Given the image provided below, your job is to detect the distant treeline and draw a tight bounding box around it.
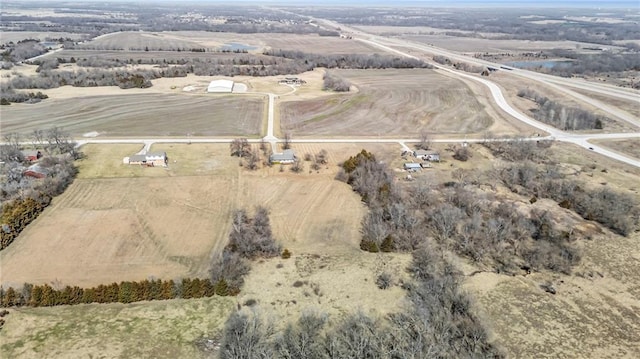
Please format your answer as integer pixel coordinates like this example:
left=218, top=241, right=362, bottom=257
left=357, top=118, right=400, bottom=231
left=2, top=51, right=430, bottom=96
left=265, top=49, right=432, bottom=69
left=0, top=277, right=229, bottom=308
left=517, top=88, right=605, bottom=130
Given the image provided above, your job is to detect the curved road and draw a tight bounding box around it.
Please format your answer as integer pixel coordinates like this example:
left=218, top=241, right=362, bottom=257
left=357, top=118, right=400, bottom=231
left=16, top=25, right=640, bottom=169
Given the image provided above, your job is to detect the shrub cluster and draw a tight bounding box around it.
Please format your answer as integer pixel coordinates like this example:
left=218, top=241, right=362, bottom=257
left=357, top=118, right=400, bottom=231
left=322, top=71, right=350, bottom=92
left=218, top=246, right=502, bottom=358
left=517, top=88, right=605, bottom=130
left=497, top=161, right=638, bottom=236
left=210, top=207, right=281, bottom=295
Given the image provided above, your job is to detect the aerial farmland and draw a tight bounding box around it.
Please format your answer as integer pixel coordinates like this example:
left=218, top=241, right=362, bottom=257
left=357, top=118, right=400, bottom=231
left=1, top=1, right=639, bottom=358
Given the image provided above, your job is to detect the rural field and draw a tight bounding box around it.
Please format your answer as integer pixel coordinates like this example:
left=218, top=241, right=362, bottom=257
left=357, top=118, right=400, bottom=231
left=0, top=31, right=87, bottom=44
left=70, top=31, right=385, bottom=55
left=592, top=139, right=640, bottom=160
left=0, top=93, right=264, bottom=137
left=0, top=143, right=377, bottom=288
left=0, top=296, right=235, bottom=359
left=280, top=68, right=495, bottom=137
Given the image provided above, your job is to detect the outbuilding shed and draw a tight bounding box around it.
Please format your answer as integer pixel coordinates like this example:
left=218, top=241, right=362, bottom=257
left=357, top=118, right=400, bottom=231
left=404, top=163, right=422, bottom=172
left=207, top=79, right=234, bottom=93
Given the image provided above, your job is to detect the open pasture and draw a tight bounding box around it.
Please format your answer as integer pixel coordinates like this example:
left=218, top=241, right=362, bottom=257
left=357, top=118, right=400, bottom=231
left=47, top=49, right=246, bottom=62
left=0, top=93, right=264, bottom=137
left=70, top=31, right=384, bottom=55
left=280, top=69, right=492, bottom=137
left=76, top=31, right=210, bottom=51
left=401, top=34, right=623, bottom=54
left=0, top=31, right=87, bottom=45
left=0, top=296, right=235, bottom=359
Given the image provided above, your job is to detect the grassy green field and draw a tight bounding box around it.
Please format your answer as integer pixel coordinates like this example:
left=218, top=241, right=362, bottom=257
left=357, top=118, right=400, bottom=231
left=0, top=297, right=235, bottom=359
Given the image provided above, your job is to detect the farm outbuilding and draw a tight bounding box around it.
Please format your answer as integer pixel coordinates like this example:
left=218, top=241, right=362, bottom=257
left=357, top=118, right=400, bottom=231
left=23, top=164, right=48, bottom=178
left=270, top=149, right=296, bottom=164
left=414, top=150, right=440, bottom=162
left=207, top=80, right=234, bottom=93
left=404, top=163, right=422, bottom=172
left=21, top=150, right=43, bottom=162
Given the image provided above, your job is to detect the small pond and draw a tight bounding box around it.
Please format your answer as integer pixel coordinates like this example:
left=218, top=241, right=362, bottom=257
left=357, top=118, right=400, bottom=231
left=220, top=42, right=258, bottom=51
left=504, top=60, right=574, bottom=69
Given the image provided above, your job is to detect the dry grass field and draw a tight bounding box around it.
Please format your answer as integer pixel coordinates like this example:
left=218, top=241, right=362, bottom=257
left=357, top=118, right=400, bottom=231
left=592, top=139, right=640, bottom=160
left=0, top=296, right=236, bottom=359
left=0, top=143, right=379, bottom=289
left=77, top=32, right=210, bottom=51
left=69, top=31, right=384, bottom=55
left=0, top=93, right=264, bottom=137
left=0, top=31, right=87, bottom=44
left=280, top=68, right=493, bottom=137
left=400, top=34, right=626, bottom=53
left=47, top=49, right=244, bottom=62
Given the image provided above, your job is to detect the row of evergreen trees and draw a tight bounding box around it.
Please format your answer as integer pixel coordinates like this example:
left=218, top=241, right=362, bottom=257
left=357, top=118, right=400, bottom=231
left=0, top=277, right=231, bottom=308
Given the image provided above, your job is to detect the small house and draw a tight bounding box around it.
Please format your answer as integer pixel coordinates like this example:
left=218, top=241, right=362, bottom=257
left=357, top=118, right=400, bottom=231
left=404, top=163, right=422, bottom=172
left=270, top=149, right=296, bottom=164
left=413, top=150, right=440, bottom=162
left=126, top=152, right=168, bottom=167
left=23, top=164, right=48, bottom=179
left=21, top=150, right=43, bottom=162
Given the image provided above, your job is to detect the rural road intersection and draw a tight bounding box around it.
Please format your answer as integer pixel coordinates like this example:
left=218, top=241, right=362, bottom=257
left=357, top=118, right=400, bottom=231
left=20, top=24, right=640, bottom=169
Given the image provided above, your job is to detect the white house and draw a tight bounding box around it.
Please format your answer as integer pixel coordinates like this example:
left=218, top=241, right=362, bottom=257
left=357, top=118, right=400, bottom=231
left=207, top=79, right=234, bottom=93
left=413, top=150, right=440, bottom=162
left=270, top=149, right=296, bottom=164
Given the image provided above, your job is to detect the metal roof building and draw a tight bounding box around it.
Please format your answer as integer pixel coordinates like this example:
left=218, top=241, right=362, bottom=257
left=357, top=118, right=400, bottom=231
left=270, top=149, right=296, bottom=164
left=207, top=79, right=234, bottom=93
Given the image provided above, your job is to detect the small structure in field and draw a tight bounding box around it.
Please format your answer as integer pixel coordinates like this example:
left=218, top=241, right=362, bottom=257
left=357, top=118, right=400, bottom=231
left=207, top=79, right=234, bottom=93
left=125, top=152, right=168, bottom=167
left=413, top=150, right=440, bottom=162
left=270, top=149, right=296, bottom=164
left=279, top=77, right=306, bottom=85
left=404, top=163, right=422, bottom=172
left=23, top=164, right=48, bottom=178
left=21, top=150, right=43, bottom=162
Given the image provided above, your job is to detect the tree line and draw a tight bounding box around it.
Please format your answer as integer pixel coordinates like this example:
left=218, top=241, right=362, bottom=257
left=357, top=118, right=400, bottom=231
left=0, top=278, right=229, bottom=308
left=1, top=128, right=81, bottom=250
left=433, top=55, right=485, bottom=74
left=517, top=88, right=605, bottom=130
left=2, top=49, right=431, bottom=99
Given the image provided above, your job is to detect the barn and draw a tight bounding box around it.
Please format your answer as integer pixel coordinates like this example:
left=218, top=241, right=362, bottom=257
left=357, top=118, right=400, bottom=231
left=207, top=79, right=235, bottom=93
